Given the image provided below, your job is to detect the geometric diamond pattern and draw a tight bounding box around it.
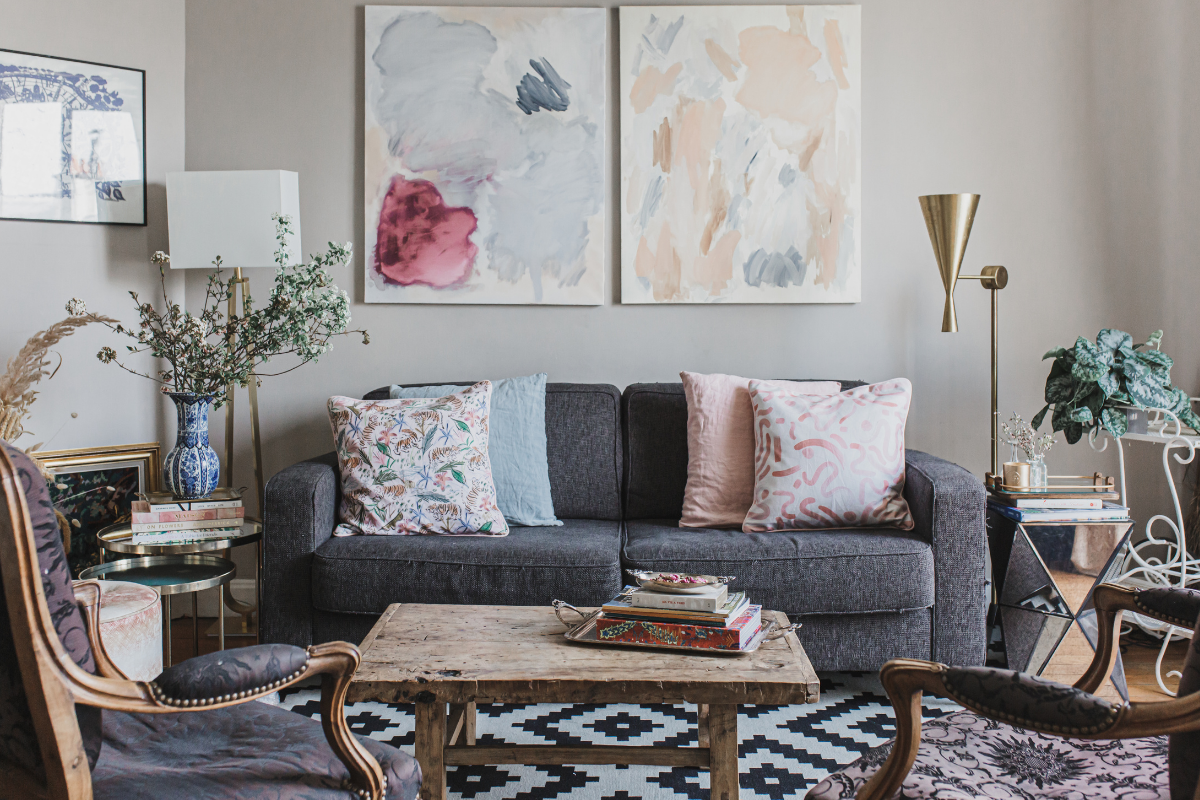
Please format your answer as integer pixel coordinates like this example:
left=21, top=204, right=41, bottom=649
left=279, top=672, right=958, bottom=799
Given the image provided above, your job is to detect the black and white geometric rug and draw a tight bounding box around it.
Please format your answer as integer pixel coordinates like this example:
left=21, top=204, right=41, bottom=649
left=280, top=672, right=958, bottom=799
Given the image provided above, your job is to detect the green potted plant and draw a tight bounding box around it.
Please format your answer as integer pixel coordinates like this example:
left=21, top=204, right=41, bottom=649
left=1032, top=329, right=1200, bottom=442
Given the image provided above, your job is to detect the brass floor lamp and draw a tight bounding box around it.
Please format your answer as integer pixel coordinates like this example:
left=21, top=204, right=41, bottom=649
left=919, top=194, right=1009, bottom=478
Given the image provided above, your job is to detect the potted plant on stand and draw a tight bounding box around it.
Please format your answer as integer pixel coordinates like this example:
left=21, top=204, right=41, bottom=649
left=79, top=215, right=367, bottom=499
left=1033, top=329, right=1200, bottom=442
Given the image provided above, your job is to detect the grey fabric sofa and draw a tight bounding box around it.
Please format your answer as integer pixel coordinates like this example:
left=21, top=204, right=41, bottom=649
left=262, top=381, right=988, bottom=671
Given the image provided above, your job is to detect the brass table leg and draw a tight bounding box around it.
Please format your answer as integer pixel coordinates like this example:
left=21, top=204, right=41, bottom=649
left=416, top=699, right=448, bottom=800
left=708, top=704, right=739, bottom=800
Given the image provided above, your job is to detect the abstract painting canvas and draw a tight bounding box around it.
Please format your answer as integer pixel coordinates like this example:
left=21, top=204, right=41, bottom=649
left=620, top=6, right=861, bottom=304
left=0, top=49, right=146, bottom=225
left=364, top=7, right=606, bottom=305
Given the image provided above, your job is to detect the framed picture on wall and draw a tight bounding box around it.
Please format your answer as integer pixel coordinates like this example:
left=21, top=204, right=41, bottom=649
left=34, top=442, right=160, bottom=578
left=0, top=48, right=146, bottom=225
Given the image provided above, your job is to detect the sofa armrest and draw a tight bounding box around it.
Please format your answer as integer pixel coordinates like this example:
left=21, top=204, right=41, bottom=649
left=903, top=449, right=988, bottom=666
left=262, top=452, right=339, bottom=647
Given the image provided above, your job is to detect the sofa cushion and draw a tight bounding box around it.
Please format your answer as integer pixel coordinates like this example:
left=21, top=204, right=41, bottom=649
left=622, top=381, right=864, bottom=520
left=622, top=520, right=934, bottom=615
left=368, top=382, right=622, bottom=521
left=312, top=519, right=622, bottom=611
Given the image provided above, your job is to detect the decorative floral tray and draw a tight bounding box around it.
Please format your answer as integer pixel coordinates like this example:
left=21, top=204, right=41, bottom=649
left=626, top=570, right=736, bottom=594
left=552, top=602, right=791, bottom=657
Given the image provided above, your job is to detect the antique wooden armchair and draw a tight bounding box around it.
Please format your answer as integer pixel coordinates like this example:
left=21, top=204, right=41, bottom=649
left=0, top=443, right=421, bottom=799
left=807, top=581, right=1200, bottom=800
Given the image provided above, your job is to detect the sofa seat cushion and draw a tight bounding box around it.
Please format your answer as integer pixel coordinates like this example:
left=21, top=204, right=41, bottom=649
left=622, top=520, right=935, bottom=615
left=313, top=519, right=622, bottom=612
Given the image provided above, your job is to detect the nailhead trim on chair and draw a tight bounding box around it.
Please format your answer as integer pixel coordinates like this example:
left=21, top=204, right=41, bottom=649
left=940, top=682, right=1122, bottom=736
left=148, top=657, right=310, bottom=707
left=345, top=774, right=389, bottom=799
left=1134, top=593, right=1198, bottom=627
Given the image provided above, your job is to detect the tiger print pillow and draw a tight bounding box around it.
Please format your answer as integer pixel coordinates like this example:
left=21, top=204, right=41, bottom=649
left=327, top=382, right=509, bottom=536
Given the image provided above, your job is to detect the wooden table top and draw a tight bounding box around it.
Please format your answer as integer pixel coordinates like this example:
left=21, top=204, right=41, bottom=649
left=348, top=604, right=820, bottom=706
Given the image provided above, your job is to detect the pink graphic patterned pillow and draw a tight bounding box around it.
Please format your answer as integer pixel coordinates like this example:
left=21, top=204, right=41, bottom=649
left=743, top=379, right=914, bottom=532
left=679, top=372, right=841, bottom=529
left=327, top=382, right=509, bottom=536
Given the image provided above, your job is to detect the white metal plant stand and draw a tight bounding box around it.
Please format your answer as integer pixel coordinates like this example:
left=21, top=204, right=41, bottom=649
left=1089, top=404, right=1200, bottom=695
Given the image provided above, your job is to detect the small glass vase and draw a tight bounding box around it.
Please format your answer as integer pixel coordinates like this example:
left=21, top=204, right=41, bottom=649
left=1027, top=454, right=1048, bottom=489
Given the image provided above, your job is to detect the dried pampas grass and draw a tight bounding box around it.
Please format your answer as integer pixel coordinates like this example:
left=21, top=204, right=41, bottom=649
left=0, top=304, right=117, bottom=443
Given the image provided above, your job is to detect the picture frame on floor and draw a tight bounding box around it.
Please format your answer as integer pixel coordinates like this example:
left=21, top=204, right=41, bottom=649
left=33, top=442, right=160, bottom=577
left=0, top=48, right=147, bottom=225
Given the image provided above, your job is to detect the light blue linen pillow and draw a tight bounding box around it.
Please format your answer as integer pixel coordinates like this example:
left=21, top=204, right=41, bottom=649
left=390, top=374, right=561, bottom=527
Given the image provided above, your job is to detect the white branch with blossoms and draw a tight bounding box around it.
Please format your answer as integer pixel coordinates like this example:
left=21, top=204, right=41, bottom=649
left=82, top=214, right=368, bottom=409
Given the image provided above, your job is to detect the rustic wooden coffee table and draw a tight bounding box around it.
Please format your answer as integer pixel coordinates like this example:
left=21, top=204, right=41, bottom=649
left=349, top=604, right=819, bottom=800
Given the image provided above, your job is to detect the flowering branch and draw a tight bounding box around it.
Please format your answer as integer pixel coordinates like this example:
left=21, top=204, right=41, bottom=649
left=1002, top=412, right=1055, bottom=460
left=84, top=215, right=367, bottom=408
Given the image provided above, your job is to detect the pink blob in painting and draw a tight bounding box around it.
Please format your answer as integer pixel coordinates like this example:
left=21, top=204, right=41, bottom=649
left=374, top=175, right=478, bottom=288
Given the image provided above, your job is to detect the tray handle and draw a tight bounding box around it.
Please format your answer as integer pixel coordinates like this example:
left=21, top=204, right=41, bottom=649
left=552, top=599, right=588, bottom=629
left=765, top=622, right=801, bottom=640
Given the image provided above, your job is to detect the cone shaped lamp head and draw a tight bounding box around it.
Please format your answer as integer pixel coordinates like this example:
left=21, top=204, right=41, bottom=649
left=919, top=194, right=980, bottom=332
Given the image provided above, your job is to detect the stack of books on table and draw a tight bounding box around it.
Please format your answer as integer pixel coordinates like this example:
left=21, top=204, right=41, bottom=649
left=129, top=488, right=244, bottom=545
left=597, top=584, right=762, bottom=652
left=987, top=485, right=1130, bottom=524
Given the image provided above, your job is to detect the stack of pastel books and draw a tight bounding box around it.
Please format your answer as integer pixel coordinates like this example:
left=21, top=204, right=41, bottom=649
left=130, top=488, right=244, bottom=545
left=597, top=582, right=762, bottom=652
left=987, top=484, right=1130, bottom=524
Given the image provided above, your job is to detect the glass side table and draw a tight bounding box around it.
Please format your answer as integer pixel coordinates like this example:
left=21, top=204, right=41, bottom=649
left=987, top=508, right=1134, bottom=700
left=79, top=554, right=235, bottom=667
left=96, top=519, right=262, bottom=639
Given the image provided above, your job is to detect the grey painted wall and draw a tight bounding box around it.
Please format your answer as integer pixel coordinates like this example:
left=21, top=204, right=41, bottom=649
left=1, top=0, right=186, bottom=454
left=185, top=0, right=1163, bottom=500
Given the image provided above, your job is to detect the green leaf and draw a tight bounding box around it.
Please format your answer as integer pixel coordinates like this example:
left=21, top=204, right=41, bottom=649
left=453, top=419, right=470, bottom=432
left=1045, top=375, right=1074, bottom=404
left=1096, top=329, right=1132, bottom=353
left=1071, top=360, right=1109, bottom=382
left=1109, top=390, right=1132, bottom=405
left=1180, top=406, right=1200, bottom=432
left=480, top=521, right=493, bottom=533
left=450, top=468, right=465, bottom=485
left=416, top=492, right=450, bottom=502
left=1065, top=422, right=1084, bottom=444
left=1031, top=405, right=1050, bottom=430
left=375, top=468, right=399, bottom=483
left=1074, top=336, right=1112, bottom=369
left=1070, top=407, right=1094, bottom=423
left=1043, top=347, right=1068, bottom=360
left=1137, top=348, right=1173, bottom=369
left=1051, top=402, right=1074, bottom=432
left=436, top=461, right=464, bottom=473
left=1097, top=369, right=1120, bottom=397
left=1126, top=379, right=1174, bottom=410
left=1101, top=407, right=1128, bottom=437
left=422, top=428, right=436, bottom=453
left=1135, top=330, right=1164, bottom=350
left=376, top=442, right=388, bottom=453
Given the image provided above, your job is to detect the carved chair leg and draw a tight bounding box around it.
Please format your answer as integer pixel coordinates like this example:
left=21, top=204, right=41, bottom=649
left=309, top=642, right=387, bottom=800
left=856, top=660, right=946, bottom=800
left=1075, top=584, right=1130, bottom=695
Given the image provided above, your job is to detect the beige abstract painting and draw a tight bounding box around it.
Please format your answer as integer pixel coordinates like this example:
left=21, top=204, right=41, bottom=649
left=620, top=5, right=861, bottom=304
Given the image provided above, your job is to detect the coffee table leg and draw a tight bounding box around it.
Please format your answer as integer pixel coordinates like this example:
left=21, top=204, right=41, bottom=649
left=416, top=699, right=447, bottom=800
left=708, top=704, right=739, bottom=800
left=697, top=704, right=710, bottom=748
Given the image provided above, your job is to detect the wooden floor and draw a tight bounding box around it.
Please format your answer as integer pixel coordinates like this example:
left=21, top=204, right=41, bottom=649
left=168, top=613, right=1190, bottom=704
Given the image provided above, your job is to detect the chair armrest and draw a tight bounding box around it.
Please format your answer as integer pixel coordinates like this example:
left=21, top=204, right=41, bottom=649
left=1131, top=587, right=1200, bottom=629
left=903, top=449, right=988, bottom=665
left=262, top=452, right=340, bottom=647
left=148, top=644, right=309, bottom=707
left=941, top=666, right=1120, bottom=736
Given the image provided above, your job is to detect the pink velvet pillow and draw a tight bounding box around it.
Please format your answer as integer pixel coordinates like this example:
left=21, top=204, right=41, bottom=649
left=743, top=379, right=914, bottom=532
left=679, top=372, right=841, bottom=528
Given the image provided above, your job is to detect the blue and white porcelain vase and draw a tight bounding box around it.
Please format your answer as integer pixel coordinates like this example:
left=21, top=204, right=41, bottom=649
left=163, top=392, right=220, bottom=499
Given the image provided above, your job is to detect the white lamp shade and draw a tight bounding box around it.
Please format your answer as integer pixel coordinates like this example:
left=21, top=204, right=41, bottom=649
left=166, top=170, right=300, bottom=269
